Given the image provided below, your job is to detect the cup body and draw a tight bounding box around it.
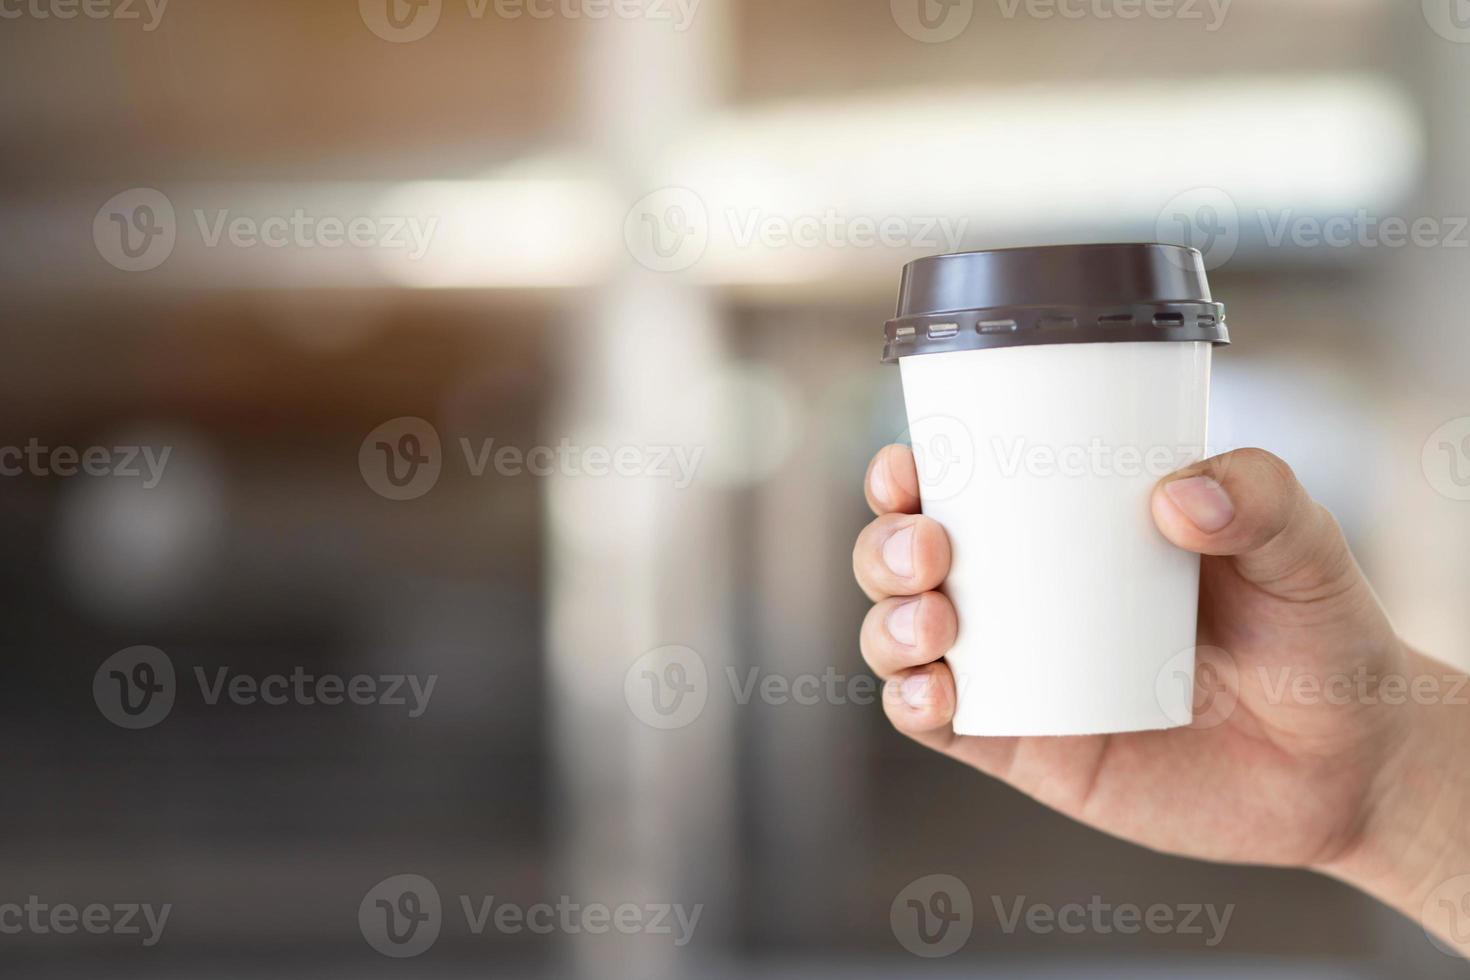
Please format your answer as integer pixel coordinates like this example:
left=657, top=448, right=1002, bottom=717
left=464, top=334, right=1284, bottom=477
left=898, top=340, right=1211, bottom=736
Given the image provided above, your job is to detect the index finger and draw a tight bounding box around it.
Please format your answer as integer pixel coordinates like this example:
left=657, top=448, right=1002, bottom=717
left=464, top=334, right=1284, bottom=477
left=865, top=444, right=922, bottom=516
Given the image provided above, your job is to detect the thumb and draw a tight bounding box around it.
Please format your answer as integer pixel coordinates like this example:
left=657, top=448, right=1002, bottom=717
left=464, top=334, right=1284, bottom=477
left=1150, top=448, right=1359, bottom=603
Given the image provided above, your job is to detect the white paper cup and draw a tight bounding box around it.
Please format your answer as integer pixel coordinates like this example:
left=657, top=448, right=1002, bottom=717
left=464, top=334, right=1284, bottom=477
left=882, top=245, right=1228, bottom=737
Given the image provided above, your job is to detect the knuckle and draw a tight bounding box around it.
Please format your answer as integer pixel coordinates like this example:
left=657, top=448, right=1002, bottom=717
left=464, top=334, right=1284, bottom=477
left=1231, top=447, right=1297, bottom=487
left=1258, top=450, right=1298, bottom=487
left=1312, top=501, right=1345, bottom=539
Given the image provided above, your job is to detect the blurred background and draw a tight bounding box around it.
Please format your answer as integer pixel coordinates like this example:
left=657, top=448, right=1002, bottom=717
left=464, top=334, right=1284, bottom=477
left=3, top=0, right=1470, bottom=976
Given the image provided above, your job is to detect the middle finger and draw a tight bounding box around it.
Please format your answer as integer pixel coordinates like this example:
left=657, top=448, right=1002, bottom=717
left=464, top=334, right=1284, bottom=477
left=852, top=512, right=951, bottom=601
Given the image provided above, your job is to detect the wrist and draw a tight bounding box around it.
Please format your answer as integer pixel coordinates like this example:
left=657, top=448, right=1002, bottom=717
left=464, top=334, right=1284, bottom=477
left=1316, top=648, right=1470, bottom=955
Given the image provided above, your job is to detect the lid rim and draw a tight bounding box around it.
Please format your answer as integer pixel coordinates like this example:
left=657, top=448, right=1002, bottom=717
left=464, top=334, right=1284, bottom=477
left=882, top=300, right=1228, bottom=363
left=885, top=243, right=1225, bottom=363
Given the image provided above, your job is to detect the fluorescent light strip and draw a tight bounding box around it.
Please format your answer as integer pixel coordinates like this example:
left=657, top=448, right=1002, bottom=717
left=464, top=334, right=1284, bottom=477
left=372, top=74, right=1420, bottom=288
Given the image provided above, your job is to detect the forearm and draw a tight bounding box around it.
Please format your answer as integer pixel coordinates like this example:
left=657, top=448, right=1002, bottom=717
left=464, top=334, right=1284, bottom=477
left=1317, top=648, right=1470, bottom=957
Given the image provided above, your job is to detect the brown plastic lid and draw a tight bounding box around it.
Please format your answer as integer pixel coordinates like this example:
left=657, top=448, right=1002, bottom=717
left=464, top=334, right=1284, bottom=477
left=882, top=243, right=1229, bottom=363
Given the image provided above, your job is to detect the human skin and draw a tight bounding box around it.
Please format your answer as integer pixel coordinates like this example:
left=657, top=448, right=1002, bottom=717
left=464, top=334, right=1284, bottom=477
left=853, top=445, right=1470, bottom=956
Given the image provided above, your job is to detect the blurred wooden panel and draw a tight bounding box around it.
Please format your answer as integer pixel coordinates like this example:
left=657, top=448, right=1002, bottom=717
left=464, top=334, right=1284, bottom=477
left=0, top=0, right=580, bottom=181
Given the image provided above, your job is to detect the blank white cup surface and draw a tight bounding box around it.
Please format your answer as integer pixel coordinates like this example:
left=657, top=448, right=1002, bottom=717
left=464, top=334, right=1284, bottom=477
left=898, top=340, right=1211, bottom=737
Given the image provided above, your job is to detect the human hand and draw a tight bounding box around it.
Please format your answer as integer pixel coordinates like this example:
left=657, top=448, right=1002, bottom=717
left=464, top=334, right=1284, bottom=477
left=854, top=445, right=1470, bottom=953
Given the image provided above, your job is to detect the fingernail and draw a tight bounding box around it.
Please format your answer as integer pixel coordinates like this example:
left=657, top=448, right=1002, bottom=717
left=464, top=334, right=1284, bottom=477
left=886, top=598, right=920, bottom=646
left=870, top=458, right=891, bottom=508
left=1164, top=475, right=1235, bottom=533
left=883, top=525, right=915, bottom=578
left=900, top=671, right=932, bottom=708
